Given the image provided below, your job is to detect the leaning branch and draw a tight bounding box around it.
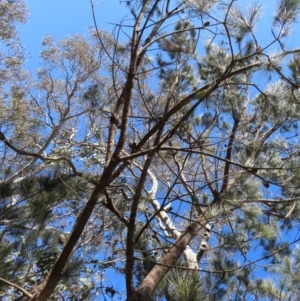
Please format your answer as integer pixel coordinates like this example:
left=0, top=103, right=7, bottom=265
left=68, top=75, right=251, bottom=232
left=0, top=131, right=82, bottom=176
left=0, top=277, right=33, bottom=299
left=30, top=157, right=120, bottom=300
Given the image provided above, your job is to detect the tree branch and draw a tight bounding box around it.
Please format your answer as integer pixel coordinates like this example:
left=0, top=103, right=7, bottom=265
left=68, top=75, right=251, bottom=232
left=125, top=153, right=155, bottom=297
left=0, top=277, right=33, bottom=299
left=220, top=112, right=240, bottom=194
left=0, top=131, right=82, bottom=176
left=31, top=158, right=121, bottom=300
left=103, top=189, right=129, bottom=227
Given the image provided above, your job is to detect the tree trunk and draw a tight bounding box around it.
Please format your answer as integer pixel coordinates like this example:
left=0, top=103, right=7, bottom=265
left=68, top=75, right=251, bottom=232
left=126, top=214, right=211, bottom=301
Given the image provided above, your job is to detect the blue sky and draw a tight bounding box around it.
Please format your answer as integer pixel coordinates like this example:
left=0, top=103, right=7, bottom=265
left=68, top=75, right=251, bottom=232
left=19, top=0, right=125, bottom=66
left=14, top=1, right=300, bottom=299
left=19, top=0, right=300, bottom=69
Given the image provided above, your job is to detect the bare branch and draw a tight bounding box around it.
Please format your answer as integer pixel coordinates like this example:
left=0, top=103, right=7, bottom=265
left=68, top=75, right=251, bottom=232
left=0, top=277, right=33, bottom=299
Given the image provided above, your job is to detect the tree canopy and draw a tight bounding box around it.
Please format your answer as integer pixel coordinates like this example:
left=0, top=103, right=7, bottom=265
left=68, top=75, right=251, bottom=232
left=1, top=0, right=300, bottom=300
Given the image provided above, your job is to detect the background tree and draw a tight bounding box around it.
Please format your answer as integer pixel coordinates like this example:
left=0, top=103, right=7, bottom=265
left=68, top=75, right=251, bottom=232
left=1, top=0, right=300, bottom=300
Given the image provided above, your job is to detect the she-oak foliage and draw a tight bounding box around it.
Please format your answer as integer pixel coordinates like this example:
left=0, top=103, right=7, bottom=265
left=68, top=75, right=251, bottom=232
left=1, top=0, right=300, bottom=300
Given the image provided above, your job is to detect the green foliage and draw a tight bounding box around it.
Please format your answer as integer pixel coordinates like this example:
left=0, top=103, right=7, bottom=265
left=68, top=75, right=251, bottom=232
left=274, top=0, right=300, bottom=27
left=1, top=0, right=300, bottom=300
left=229, top=2, right=263, bottom=43
left=165, top=270, right=205, bottom=301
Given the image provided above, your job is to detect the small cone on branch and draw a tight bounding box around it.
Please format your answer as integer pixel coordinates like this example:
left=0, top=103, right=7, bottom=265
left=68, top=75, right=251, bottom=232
left=58, top=234, right=66, bottom=245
